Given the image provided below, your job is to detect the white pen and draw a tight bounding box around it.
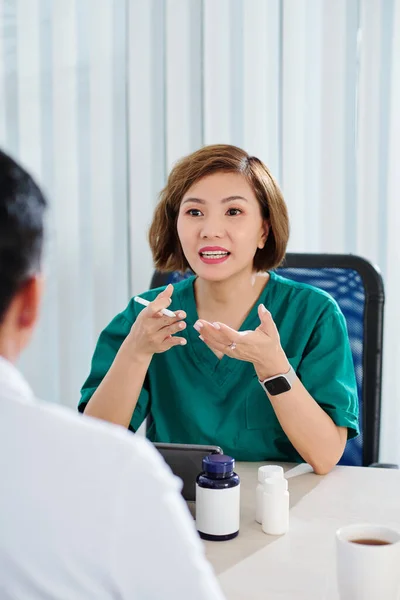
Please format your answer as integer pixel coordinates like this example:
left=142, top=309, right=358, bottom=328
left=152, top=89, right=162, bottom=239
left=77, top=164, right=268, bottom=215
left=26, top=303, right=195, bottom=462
left=133, top=296, right=176, bottom=318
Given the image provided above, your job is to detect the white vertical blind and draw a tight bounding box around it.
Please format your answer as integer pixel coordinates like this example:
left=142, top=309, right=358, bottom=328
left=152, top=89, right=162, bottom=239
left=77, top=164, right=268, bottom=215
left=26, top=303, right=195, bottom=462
left=0, top=0, right=130, bottom=408
left=128, top=0, right=166, bottom=296
left=16, top=0, right=42, bottom=179
left=165, top=0, right=203, bottom=172
left=0, top=0, right=5, bottom=141
left=319, top=0, right=358, bottom=254
left=203, top=0, right=244, bottom=146
left=281, top=1, right=359, bottom=253
left=281, top=0, right=309, bottom=250
left=89, top=0, right=117, bottom=330
left=357, top=0, right=386, bottom=266
left=380, top=0, right=400, bottom=463
left=52, top=0, right=81, bottom=410
left=242, top=0, right=281, bottom=175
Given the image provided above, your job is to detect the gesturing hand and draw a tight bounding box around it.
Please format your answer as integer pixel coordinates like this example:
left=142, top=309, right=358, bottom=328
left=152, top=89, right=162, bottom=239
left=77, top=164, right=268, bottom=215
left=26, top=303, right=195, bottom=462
left=194, top=303, right=289, bottom=379
left=127, top=284, right=187, bottom=359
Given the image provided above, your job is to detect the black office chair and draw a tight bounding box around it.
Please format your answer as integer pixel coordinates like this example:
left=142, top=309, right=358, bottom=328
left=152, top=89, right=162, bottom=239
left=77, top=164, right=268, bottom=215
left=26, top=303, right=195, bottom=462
left=149, top=253, right=393, bottom=468
left=150, top=269, right=193, bottom=289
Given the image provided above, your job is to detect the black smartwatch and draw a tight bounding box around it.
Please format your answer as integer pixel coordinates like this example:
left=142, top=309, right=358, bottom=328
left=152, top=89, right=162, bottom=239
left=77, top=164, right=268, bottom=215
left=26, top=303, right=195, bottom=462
left=258, top=366, right=296, bottom=396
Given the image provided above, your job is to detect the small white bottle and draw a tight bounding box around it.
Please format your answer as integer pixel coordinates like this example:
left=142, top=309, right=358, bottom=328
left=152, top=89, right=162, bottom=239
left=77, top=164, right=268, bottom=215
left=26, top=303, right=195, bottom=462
left=261, top=477, right=289, bottom=536
left=255, top=465, right=284, bottom=523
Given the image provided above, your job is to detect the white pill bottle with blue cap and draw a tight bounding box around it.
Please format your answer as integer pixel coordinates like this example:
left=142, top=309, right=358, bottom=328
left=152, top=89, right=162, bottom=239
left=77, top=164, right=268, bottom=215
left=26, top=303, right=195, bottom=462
left=195, top=454, right=240, bottom=541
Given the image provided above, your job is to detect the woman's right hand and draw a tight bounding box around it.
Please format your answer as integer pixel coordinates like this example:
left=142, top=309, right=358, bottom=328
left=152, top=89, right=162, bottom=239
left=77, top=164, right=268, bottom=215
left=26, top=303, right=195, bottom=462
left=125, top=284, right=187, bottom=360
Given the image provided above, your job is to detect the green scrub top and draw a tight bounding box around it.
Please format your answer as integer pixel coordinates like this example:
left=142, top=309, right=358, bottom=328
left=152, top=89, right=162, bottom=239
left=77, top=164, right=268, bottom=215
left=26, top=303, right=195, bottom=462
left=79, top=272, right=359, bottom=461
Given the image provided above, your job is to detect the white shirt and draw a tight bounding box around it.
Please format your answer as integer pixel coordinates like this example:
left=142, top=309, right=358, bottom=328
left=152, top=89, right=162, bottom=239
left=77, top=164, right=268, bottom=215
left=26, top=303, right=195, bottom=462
left=0, top=357, right=225, bottom=600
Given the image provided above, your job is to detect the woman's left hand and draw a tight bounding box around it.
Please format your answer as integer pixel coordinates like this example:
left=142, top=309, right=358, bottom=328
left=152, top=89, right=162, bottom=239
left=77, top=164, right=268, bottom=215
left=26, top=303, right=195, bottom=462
left=194, top=304, right=290, bottom=380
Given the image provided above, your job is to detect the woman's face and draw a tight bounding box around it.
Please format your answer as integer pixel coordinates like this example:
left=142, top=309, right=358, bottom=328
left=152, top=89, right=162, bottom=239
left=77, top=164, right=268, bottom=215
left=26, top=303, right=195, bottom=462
left=177, top=172, right=269, bottom=282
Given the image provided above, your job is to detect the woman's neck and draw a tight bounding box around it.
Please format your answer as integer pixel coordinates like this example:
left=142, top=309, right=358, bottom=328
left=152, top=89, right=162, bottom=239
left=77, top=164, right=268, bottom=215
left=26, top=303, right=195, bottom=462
left=194, top=271, right=270, bottom=329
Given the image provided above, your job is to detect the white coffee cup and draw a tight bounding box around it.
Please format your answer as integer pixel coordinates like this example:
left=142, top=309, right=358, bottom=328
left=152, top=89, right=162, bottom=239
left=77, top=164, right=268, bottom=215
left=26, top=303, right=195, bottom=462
left=336, top=523, right=400, bottom=600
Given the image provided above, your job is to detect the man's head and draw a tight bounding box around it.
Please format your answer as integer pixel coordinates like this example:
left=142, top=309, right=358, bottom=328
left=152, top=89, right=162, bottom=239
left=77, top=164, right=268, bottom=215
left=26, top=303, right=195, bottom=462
left=0, top=150, right=47, bottom=362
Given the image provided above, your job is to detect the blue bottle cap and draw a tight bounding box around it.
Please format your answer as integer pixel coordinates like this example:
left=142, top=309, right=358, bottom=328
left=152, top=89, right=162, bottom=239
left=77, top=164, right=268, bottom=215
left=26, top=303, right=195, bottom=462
left=202, top=454, right=235, bottom=475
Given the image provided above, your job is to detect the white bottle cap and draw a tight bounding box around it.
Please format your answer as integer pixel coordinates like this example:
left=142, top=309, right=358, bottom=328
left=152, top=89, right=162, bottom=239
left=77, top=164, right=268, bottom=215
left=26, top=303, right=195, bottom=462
left=258, top=465, right=284, bottom=484
left=263, top=477, right=288, bottom=494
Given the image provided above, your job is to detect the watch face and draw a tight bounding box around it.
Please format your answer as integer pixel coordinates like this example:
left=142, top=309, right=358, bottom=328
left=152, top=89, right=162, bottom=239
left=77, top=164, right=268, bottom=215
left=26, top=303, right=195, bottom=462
left=264, top=376, right=291, bottom=396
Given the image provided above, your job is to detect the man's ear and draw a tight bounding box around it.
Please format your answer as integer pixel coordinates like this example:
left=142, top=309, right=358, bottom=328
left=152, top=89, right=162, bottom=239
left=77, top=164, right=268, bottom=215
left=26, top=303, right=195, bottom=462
left=0, top=275, right=44, bottom=361
left=18, top=275, right=44, bottom=330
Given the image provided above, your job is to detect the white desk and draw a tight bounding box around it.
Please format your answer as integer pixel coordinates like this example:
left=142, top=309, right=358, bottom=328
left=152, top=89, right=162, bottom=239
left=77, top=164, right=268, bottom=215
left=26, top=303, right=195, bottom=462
left=202, top=462, right=400, bottom=600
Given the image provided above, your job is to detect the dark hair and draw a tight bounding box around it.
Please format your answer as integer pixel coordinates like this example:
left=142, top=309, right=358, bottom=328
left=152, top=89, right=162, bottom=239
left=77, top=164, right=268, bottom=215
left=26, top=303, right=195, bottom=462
left=149, top=144, right=289, bottom=272
left=0, top=149, right=47, bottom=322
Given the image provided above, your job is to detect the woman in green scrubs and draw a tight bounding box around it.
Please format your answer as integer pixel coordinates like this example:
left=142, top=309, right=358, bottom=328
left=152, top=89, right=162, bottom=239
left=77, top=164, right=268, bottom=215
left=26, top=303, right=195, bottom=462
left=79, top=145, right=359, bottom=474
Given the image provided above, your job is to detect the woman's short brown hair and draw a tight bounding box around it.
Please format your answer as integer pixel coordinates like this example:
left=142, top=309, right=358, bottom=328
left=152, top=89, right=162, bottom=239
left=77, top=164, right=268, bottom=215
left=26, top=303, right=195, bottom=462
left=149, top=144, right=289, bottom=273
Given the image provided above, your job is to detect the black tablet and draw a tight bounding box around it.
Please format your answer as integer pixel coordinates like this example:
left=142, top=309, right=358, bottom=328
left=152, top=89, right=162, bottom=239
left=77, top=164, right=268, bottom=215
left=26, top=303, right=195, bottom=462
left=154, top=443, right=223, bottom=502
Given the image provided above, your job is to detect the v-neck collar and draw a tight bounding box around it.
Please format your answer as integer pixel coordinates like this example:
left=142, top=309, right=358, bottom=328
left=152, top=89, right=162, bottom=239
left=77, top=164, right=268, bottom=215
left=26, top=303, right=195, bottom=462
left=178, top=274, right=273, bottom=386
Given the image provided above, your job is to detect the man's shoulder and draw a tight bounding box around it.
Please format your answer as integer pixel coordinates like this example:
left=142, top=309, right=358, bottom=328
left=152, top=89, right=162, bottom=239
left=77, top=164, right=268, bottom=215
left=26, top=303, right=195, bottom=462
left=18, top=395, right=167, bottom=475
